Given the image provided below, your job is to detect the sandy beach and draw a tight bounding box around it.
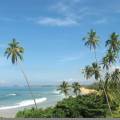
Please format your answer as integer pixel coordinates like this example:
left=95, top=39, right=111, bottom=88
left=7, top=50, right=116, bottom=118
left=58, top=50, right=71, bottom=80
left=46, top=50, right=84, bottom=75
left=0, top=108, right=22, bottom=118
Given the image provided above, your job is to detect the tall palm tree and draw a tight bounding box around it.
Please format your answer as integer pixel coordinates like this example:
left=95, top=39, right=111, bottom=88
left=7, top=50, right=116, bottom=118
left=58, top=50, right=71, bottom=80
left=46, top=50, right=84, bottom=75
left=83, top=62, right=113, bottom=116
left=83, top=29, right=100, bottom=61
left=5, top=39, right=37, bottom=109
left=72, top=82, right=81, bottom=96
left=57, top=81, right=70, bottom=97
left=105, top=32, right=120, bottom=54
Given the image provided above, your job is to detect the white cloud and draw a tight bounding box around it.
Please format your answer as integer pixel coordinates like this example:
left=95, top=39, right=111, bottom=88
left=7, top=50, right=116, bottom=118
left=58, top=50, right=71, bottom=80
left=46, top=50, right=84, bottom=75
left=37, top=17, right=78, bottom=26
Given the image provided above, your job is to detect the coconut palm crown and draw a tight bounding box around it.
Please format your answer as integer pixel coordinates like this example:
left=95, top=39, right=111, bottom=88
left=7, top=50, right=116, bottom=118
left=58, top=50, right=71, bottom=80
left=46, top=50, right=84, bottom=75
left=105, top=32, right=120, bottom=53
left=72, top=82, right=81, bottom=96
left=57, top=81, right=70, bottom=97
left=83, top=62, right=101, bottom=81
left=83, top=29, right=99, bottom=50
left=4, top=38, right=24, bottom=64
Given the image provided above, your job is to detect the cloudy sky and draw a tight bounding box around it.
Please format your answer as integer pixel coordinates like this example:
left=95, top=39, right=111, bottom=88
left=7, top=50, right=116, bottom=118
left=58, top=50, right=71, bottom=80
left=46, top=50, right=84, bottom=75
left=0, top=0, right=120, bottom=86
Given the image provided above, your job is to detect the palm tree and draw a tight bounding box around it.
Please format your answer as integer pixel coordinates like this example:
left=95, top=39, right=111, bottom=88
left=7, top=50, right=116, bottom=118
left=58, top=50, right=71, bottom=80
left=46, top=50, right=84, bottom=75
left=83, top=29, right=100, bottom=61
left=111, top=69, right=120, bottom=90
left=99, top=72, right=117, bottom=106
left=72, top=82, right=81, bottom=96
left=104, top=73, right=114, bottom=103
left=102, top=56, right=110, bottom=70
left=83, top=62, right=101, bottom=81
left=57, top=81, right=70, bottom=97
left=110, top=69, right=120, bottom=103
left=102, top=49, right=117, bottom=70
left=82, top=65, right=93, bottom=80
left=5, top=38, right=37, bottom=109
left=83, top=62, right=113, bottom=116
left=105, top=32, right=120, bottom=54
left=91, top=62, right=101, bottom=80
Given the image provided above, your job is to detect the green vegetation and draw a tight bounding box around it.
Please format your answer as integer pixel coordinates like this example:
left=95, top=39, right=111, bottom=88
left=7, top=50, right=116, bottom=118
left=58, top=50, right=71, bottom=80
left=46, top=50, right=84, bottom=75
left=12, top=30, right=120, bottom=118
left=57, top=81, right=70, bottom=97
left=72, top=82, right=81, bottom=96
left=82, top=30, right=120, bottom=117
left=16, top=94, right=113, bottom=118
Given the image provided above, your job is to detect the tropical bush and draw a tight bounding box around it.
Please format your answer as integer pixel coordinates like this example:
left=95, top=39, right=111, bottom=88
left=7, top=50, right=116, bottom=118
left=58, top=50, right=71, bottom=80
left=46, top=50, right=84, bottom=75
left=16, top=94, right=115, bottom=118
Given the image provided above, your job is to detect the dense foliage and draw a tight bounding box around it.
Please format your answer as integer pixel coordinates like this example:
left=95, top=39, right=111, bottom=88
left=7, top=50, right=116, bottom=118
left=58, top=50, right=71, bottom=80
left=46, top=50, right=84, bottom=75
left=16, top=94, right=118, bottom=118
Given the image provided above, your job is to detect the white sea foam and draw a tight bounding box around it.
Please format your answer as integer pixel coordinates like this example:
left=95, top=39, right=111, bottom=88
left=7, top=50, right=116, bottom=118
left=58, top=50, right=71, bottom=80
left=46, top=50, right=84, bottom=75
left=6, top=93, right=17, bottom=96
left=53, top=90, right=60, bottom=94
left=0, top=97, right=47, bottom=110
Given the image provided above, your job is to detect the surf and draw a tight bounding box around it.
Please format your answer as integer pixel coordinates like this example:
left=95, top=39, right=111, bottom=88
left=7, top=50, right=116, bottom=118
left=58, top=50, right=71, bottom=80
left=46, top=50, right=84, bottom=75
left=0, top=97, right=47, bottom=110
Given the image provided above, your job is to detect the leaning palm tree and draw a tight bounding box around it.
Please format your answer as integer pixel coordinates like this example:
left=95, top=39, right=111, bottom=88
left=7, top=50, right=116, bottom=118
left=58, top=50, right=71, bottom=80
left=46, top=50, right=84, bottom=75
left=83, top=29, right=100, bottom=61
left=5, top=38, right=37, bottom=109
left=57, top=81, right=70, bottom=98
left=83, top=62, right=113, bottom=116
left=110, top=69, right=120, bottom=103
left=72, top=82, right=81, bottom=96
left=99, top=72, right=118, bottom=106
left=104, top=73, right=114, bottom=103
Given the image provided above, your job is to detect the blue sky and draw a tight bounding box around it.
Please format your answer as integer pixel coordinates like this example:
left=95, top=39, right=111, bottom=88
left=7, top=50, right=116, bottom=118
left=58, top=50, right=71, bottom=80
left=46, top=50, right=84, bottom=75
left=0, top=0, right=120, bottom=86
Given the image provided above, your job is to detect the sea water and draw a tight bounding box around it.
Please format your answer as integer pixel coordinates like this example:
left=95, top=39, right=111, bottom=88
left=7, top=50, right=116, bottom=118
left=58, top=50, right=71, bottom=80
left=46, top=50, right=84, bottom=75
left=0, top=86, right=64, bottom=110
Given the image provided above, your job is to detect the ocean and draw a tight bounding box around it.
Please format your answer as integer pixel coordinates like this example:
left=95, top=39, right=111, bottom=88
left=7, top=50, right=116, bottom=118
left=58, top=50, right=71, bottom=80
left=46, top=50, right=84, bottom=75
left=0, top=85, right=64, bottom=110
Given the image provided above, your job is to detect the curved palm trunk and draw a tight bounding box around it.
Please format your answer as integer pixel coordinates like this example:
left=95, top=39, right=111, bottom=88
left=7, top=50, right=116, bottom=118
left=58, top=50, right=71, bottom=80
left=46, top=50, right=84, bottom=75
left=94, top=48, right=112, bottom=117
left=100, top=79, right=113, bottom=117
left=17, top=61, right=37, bottom=109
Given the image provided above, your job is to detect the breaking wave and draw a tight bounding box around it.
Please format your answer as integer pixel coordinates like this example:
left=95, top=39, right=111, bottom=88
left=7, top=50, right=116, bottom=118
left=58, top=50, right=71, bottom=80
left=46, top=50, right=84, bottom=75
left=6, top=93, right=17, bottom=96
left=0, top=97, right=47, bottom=110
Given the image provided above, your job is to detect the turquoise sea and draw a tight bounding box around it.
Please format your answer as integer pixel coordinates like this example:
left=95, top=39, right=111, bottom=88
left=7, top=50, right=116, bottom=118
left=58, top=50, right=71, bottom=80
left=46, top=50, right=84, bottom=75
left=0, top=86, right=64, bottom=110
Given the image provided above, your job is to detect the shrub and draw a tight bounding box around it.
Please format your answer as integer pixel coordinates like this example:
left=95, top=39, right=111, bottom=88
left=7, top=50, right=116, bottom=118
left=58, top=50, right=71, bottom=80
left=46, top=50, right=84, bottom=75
left=16, top=94, right=114, bottom=118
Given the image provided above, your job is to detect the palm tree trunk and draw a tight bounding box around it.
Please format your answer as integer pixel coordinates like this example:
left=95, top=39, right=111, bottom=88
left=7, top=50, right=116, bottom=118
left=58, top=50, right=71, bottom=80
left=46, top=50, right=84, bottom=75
left=94, top=48, right=112, bottom=117
left=100, top=79, right=113, bottom=117
left=17, top=61, right=38, bottom=109
left=94, top=48, right=97, bottom=63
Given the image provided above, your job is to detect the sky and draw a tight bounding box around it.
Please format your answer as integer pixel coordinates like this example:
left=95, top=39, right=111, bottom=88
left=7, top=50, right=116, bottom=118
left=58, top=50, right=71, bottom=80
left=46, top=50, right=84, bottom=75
left=0, top=0, right=120, bottom=86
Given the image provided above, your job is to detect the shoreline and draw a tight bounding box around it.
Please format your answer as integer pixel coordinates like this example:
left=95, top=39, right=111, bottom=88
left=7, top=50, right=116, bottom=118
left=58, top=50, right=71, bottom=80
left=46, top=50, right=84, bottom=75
left=0, top=95, right=63, bottom=118
left=0, top=100, right=57, bottom=118
left=0, top=87, right=96, bottom=118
